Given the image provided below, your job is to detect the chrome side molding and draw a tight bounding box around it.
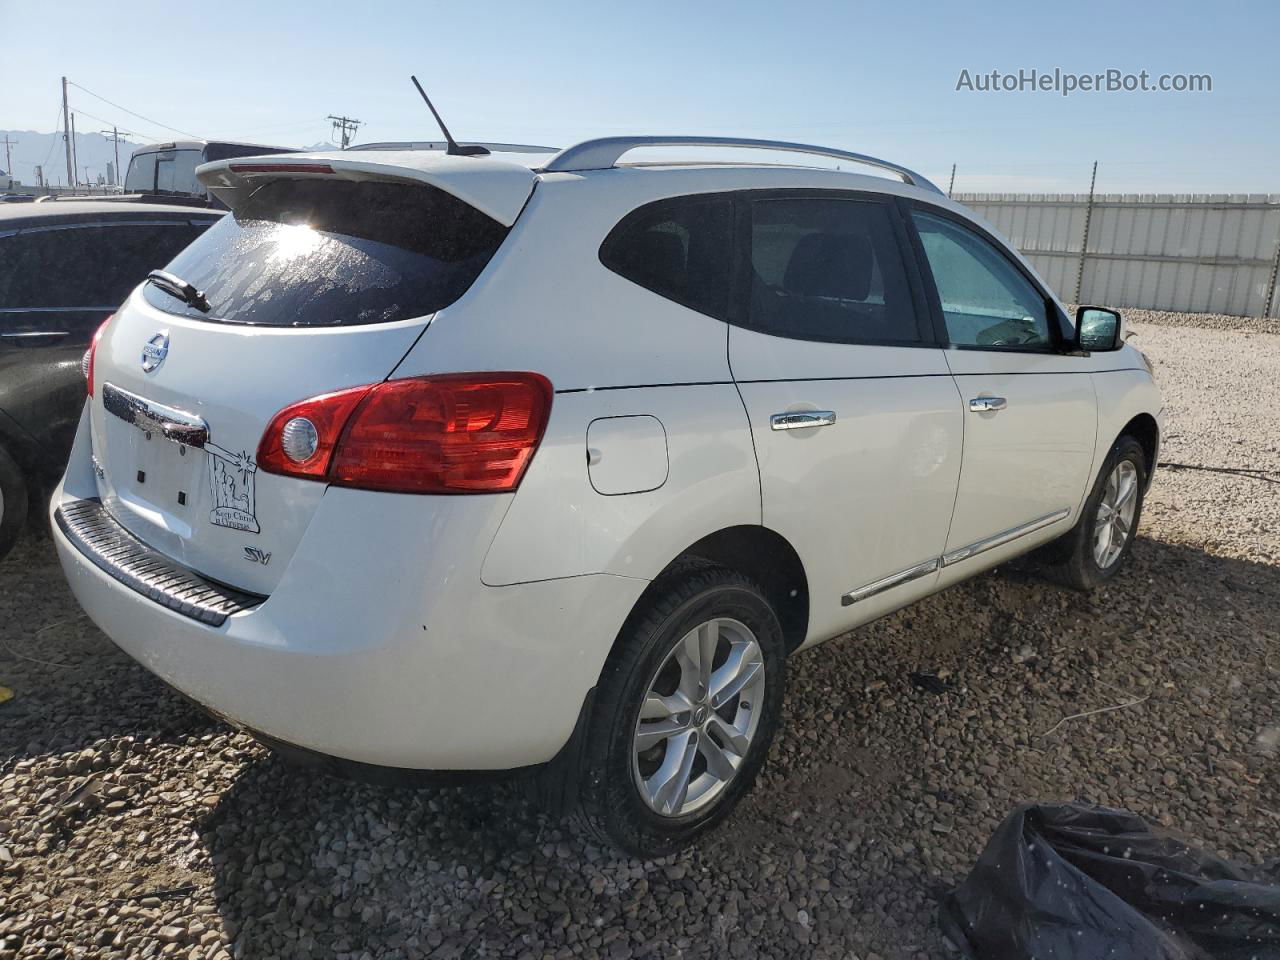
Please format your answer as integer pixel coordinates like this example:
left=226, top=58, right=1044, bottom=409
left=102, top=382, right=210, bottom=448
left=941, top=508, right=1071, bottom=567
left=841, top=508, right=1072, bottom=605
left=841, top=557, right=939, bottom=606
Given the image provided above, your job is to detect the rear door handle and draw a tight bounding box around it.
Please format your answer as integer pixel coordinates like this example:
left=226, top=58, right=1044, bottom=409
left=770, top=410, right=836, bottom=431
left=968, top=396, right=1007, bottom=413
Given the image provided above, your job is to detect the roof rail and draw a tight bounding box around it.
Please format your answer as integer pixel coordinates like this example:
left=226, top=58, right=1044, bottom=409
left=541, top=136, right=942, bottom=192
left=349, top=140, right=558, bottom=154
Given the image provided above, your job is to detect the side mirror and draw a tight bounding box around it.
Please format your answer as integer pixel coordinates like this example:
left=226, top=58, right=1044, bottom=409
left=1075, top=306, right=1124, bottom=352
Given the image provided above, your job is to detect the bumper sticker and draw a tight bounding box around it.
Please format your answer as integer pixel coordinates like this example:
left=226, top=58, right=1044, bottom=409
left=205, top=444, right=260, bottom=534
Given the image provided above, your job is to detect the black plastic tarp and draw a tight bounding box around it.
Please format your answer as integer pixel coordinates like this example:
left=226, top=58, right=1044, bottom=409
left=940, top=803, right=1280, bottom=959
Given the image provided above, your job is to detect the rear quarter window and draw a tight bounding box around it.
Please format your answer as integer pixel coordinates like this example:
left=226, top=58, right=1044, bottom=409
left=142, top=179, right=509, bottom=326
left=599, top=195, right=733, bottom=320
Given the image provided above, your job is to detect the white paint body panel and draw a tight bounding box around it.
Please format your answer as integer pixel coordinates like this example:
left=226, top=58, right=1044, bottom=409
left=52, top=150, right=1164, bottom=771
left=730, top=331, right=963, bottom=644
left=586, top=416, right=669, bottom=495
left=54, top=412, right=646, bottom=769
left=942, top=349, right=1098, bottom=555
left=481, top=385, right=759, bottom=585
left=88, top=289, right=427, bottom=595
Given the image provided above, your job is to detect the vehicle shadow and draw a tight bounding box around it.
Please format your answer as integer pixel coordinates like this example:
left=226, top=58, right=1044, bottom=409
left=192, top=534, right=1278, bottom=959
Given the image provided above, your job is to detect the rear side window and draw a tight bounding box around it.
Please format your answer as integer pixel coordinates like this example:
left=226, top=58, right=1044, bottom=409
left=748, top=198, right=921, bottom=344
left=0, top=221, right=213, bottom=309
left=599, top=195, right=733, bottom=320
left=142, top=180, right=509, bottom=326
left=124, top=153, right=159, bottom=192
left=154, top=150, right=204, bottom=195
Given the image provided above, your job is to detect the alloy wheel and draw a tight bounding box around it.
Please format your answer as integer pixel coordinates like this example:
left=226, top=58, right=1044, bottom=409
left=1093, top=459, right=1139, bottom=569
left=631, top=617, right=766, bottom=818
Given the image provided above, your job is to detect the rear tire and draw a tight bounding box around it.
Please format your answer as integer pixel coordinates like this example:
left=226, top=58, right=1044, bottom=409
left=0, top=444, right=27, bottom=562
left=1046, top=435, right=1147, bottom=591
left=575, top=565, right=786, bottom=857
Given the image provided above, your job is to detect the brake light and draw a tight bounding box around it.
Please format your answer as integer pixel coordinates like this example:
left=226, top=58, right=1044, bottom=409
left=257, top=373, right=553, bottom=494
left=84, top=315, right=112, bottom=398
left=228, top=163, right=336, bottom=175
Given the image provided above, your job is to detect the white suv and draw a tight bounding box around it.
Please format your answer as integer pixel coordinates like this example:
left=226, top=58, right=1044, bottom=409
left=52, top=136, right=1162, bottom=855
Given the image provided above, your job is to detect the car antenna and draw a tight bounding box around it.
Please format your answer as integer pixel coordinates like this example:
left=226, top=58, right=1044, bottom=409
left=410, top=76, right=490, bottom=157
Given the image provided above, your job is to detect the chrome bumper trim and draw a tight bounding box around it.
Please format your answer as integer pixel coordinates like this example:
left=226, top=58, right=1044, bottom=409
left=56, top=498, right=263, bottom=627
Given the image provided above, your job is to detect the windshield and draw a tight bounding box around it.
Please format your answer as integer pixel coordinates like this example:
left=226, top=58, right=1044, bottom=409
left=141, top=178, right=509, bottom=326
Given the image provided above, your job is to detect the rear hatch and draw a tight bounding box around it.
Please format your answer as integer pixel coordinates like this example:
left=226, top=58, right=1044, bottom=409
left=86, top=154, right=534, bottom=594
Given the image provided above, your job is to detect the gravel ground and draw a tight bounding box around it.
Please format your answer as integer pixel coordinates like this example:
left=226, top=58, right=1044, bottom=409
left=1, top=308, right=1277, bottom=960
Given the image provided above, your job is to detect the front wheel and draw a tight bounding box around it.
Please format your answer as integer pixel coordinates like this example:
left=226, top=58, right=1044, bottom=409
left=1047, top=435, right=1148, bottom=590
left=576, top=565, right=786, bottom=857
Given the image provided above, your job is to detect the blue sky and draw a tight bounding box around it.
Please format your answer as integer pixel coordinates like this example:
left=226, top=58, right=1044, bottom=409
left=2, top=0, right=1276, bottom=193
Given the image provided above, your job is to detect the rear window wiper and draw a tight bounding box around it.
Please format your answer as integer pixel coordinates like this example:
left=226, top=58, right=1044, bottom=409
left=146, top=270, right=210, bottom=313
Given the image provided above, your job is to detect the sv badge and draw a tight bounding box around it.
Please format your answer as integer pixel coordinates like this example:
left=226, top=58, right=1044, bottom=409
left=243, top=546, right=272, bottom=566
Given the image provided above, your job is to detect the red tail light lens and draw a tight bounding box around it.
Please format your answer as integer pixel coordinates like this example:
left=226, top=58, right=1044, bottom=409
left=84, top=315, right=113, bottom=397
left=257, top=373, right=553, bottom=494
left=257, top=385, right=373, bottom=479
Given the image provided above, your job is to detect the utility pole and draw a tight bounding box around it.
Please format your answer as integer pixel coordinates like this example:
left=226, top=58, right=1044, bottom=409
left=0, top=135, right=15, bottom=178
left=100, top=127, right=126, bottom=185
left=70, top=112, right=79, bottom=187
left=327, top=114, right=361, bottom=149
left=62, top=76, right=74, bottom=189
left=947, top=163, right=956, bottom=197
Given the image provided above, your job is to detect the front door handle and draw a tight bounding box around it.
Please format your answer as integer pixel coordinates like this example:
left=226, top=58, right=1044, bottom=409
left=770, top=410, right=837, bottom=431
left=969, top=396, right=1008, bottom=413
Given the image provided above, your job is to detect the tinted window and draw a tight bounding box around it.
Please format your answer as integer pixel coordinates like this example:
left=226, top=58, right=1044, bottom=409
left=912, top=211, right=1050, bottom=349
left=0, top=221, right=213, bottom=309
left=748, top=197, right=921, bottom=343
left=600, top=196, right=732, bottom=320
left=142, top=180, right=509, bottom=327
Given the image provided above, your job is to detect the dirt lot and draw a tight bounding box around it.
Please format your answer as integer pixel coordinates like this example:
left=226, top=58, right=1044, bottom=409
left=1, top=309, right=1277, bottom=960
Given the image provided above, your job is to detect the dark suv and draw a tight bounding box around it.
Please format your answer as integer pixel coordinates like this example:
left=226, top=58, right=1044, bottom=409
left=0, top=200, right=223, bottom=558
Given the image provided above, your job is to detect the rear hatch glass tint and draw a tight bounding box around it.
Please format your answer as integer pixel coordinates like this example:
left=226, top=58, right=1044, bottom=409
left=142, top=179, right=509, bottom=327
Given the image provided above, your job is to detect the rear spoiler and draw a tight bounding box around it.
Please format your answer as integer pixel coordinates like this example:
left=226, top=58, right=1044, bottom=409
left=195, top=152, right=538, bottom=226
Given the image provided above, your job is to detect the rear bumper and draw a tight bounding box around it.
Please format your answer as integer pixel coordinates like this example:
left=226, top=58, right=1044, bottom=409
left=52, top=419, right=648, bottom=771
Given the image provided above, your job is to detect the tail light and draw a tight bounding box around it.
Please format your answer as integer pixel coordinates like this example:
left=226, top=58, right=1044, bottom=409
left=257, top=373, right=553, bottom=494
left=83, top=315, right=113, bottom=397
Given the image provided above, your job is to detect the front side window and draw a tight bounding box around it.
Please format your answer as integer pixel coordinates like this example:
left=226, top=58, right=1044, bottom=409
left=599, top=195, right=733, bottom=320
left=911, top=211, right=1051, bottom=349
left=748, top=197, right=921, bottom=344
left=142, top=179, right=509, bottom=327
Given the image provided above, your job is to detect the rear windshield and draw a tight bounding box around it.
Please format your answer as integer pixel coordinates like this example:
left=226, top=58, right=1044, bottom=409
left=141, top=179, right=509, bottom=326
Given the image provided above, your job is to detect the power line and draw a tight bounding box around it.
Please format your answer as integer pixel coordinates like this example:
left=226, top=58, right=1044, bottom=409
left=67, top=80, right=202, bottom=140
left=67, top=104, right=161, bottom=143
left=41, top=106, right=63, bottom=166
